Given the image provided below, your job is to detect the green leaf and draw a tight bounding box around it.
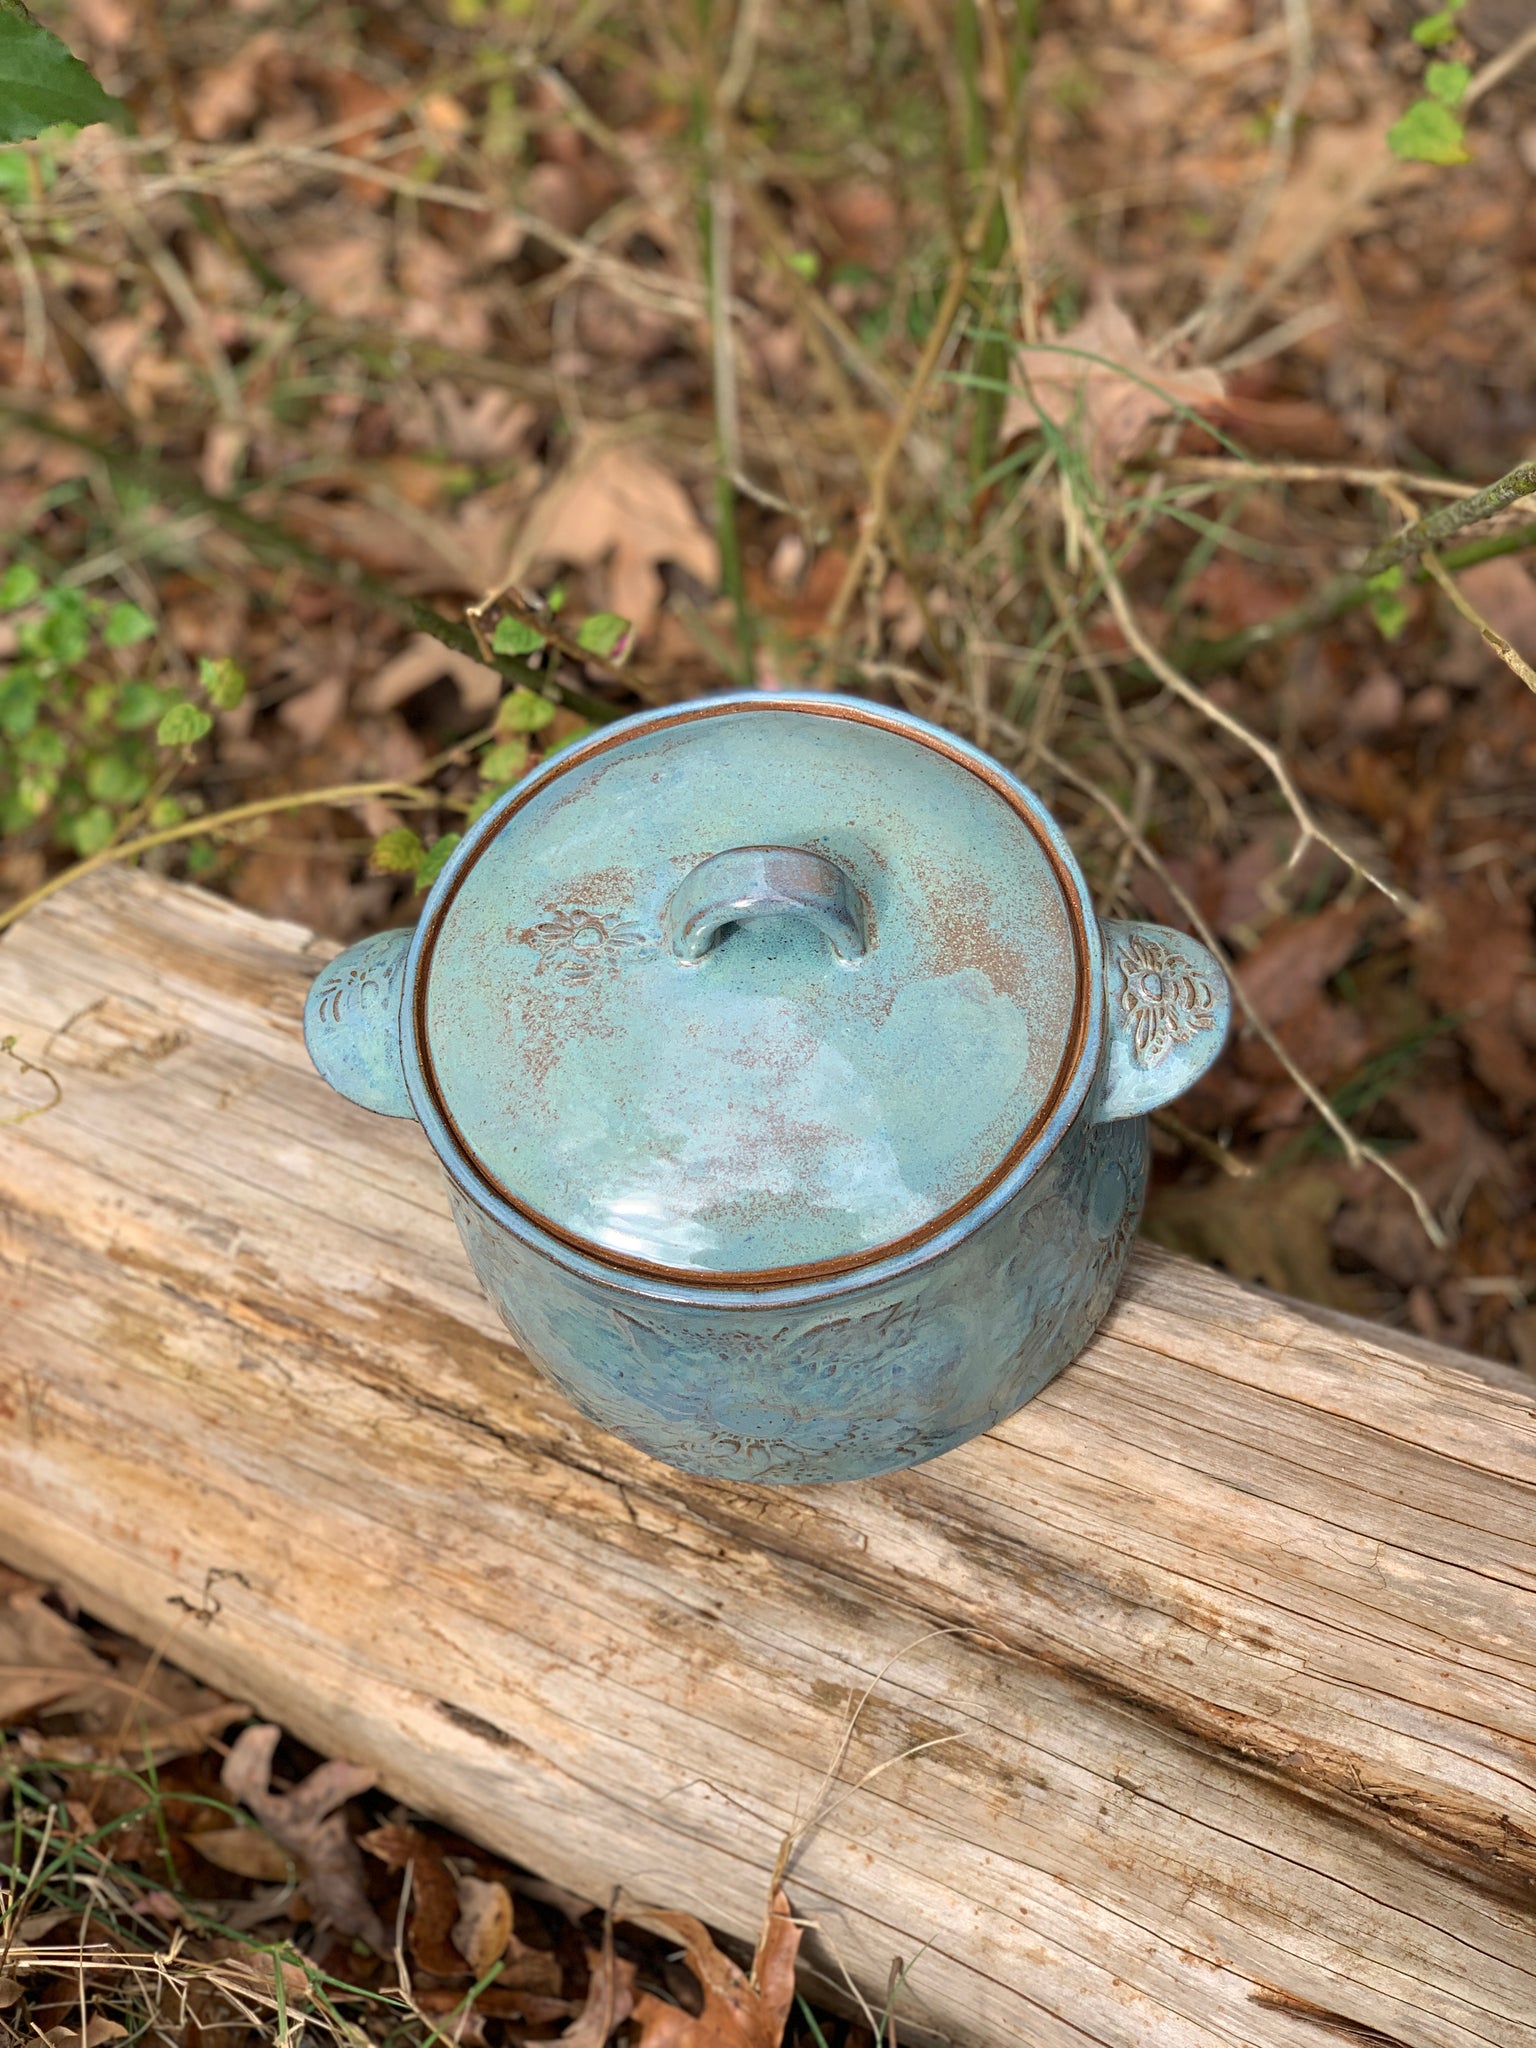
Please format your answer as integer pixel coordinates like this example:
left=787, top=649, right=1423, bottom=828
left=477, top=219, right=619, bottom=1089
left=1424, top=59, right=1470, bottom=106
left=413, top=832, right=460, bottom=891
left=575, top=611, right=631, bottom=659
left=0, top=1, right=131, bottom=142
left=85, top=752, right=148, bottom=803
left=1387, top=97, right=1468, bottom=164
left=1411, top=0, right=1464, bottom=47
left=185, top=838, right=218, bottom=875
left=0, top=146, right=29, bottom=201
left=67, top=803, right=115, bottom=855
left=115, top=680, right=170, bottom=730
left=0, top=668, right=41, bottom=736
left=491, top=615, right=546, bottom=657
left=1365, top=565, right=1403, bottom=593
left=198, top=654, right=246, bottom=709
left=786, top=249, right=820, bottom=280
left=369, top=826, right=427, bottom=875
left=156, top=700, right=213, bottom=746
left=148, top=796, right=185, bottom=829
left=494, top=685, right=556, bottom=734
left=0, top=562, right=40, bottom=608
left=478, top=735, right=529, bottom=783
left=103, top=600, right=155, bottom=648
left=1370, top=590, right=1410, bottom=640
left=37, top=588, right=89, bottom=663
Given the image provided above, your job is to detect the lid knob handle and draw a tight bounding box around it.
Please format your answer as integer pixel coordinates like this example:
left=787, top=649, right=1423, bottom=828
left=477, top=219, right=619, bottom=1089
left=665, top=846, right=868, bottom=965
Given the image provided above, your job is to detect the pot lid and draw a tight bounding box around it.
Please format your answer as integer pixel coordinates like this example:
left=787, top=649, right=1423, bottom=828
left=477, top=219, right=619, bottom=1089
left=414, top=697, right=1093, bottom=1284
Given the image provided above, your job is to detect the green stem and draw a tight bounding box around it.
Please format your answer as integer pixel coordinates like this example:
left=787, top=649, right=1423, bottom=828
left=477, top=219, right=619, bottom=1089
left=1172, top=520, right=1536, bottom=676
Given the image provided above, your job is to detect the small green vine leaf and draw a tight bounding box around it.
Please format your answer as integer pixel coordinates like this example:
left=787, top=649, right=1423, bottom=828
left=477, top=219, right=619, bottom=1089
left=1423, top=60, right=1470, bottom=107
left=491, top=616, right=546, bottom=657
left=369, top=826, right=427, bottom=875
left=199, top=655, right=247, bottom=709
left=103, top=601, right=155, bottom=648
left=0, top=0, right=132, bottom=142
left=494, top=685, right=556, bottom=734
left=1411, top=0, right=1465, bottom=47
left=575, top=611, right=631, bottom=659
left=1387, top=97, right=1468, bottom=164
left=156, top=700, right=214, bottom=746
left=413, top=832, right=460, bottom=891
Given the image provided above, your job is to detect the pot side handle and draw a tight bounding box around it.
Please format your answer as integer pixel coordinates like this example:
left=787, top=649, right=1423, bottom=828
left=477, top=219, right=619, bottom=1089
left=303, top=927, right=414, bottom=1119
left=1094, top=918, right=1231, bottom=1123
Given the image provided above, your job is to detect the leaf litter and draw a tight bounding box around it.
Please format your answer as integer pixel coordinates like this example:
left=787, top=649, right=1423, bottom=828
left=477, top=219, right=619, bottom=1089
left=6, top=0, right=1536, bottom=2035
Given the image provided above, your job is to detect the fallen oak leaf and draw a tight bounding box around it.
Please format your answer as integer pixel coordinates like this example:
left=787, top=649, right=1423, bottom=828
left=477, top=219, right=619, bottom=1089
left=1006, top=291, right=1224, bottom=478
left=507, top=440, right=719, bottom=637
left=627, top=1890, right=799, bottom=2048
left=222, top=1723, right=385, bottom=1951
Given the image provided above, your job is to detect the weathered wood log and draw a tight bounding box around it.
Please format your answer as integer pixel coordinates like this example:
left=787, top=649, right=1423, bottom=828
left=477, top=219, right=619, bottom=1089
left=2, top=867, right=1534, bottom=2048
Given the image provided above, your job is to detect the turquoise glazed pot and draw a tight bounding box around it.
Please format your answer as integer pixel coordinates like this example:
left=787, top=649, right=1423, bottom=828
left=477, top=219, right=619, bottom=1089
left=305, top=694, right=1230, bottom=1483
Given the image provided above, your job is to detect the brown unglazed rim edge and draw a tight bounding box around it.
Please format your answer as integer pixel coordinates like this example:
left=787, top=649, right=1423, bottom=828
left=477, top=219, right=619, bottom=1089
left=414, top=697, right=1094, bottom=1292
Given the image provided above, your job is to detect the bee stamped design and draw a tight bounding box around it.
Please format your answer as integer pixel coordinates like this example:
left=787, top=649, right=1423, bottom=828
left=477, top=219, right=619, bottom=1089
left=517, top=906, right=653, bottom=985
left=1112, top=928, right=1218, bottom=1069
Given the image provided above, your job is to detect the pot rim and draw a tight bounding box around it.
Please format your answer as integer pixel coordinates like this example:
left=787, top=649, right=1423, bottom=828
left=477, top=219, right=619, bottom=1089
left=401, top=692, right=1106, bottom=1304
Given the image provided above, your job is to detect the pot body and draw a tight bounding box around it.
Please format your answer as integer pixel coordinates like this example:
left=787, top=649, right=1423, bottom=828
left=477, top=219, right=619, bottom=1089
left=303, top=694, right=1230, bottom=1484
left=442, top=1097, right=1147, bottom=1484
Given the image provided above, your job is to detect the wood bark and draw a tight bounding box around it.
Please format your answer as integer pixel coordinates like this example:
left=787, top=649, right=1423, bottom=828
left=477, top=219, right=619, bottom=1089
left=1, top=867, right=1534, bottom=2048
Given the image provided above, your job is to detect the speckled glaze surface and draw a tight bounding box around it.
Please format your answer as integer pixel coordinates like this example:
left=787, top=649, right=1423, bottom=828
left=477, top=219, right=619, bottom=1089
left=304, top=693, right=1230, bottom=1483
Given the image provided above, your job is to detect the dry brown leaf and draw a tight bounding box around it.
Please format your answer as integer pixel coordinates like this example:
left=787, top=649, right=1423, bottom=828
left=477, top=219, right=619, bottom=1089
left=559, top=1937, right=638, bottom=2047
left=1415, top=881, right=1536, bottom=1115
left=628, top=1890, right=799, bottom=2048
left=452, top=1874, right=513, bottom=1979
left=1143, top=1169, right=1375, bottom=1312
left=186, top=31, right=284, bottom=141
left=1456, top=558, right=1536, bottom=663
left=358, top=633, right=501, bottom=717
left=0, top=1578, right=112, bottom=1722
left=191, top=1823, right=296, bottom=1882
left=358, top=1821, right=464, bottom=1975
left=1006, top=292, right=1223, bottom=476
left=222, top=1724, right=385, bottom=1950
left=1232, top=903, right=1373, bottom=1030
left=42, top=2019, right=127, bottom=2048
left=511, top=441, right=719, bottom=634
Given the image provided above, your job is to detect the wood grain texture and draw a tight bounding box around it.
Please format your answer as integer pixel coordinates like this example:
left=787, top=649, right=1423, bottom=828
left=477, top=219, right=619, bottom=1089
left=1, top=868, right=1533, bottom=2048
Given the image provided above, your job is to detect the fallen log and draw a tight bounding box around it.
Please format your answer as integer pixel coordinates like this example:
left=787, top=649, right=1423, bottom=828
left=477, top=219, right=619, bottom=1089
left=1, top=866, right=1534, bottom=2048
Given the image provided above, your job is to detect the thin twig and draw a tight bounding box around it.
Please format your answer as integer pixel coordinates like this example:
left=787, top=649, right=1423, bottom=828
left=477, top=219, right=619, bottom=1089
left=1462, top=18, right=1536, bottom=107
left=1359, top=458, right=1536, bottom=578
left=1070, top=506, right=1430, bottom=926
left=1168, top=458, right=1477, bottom=499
